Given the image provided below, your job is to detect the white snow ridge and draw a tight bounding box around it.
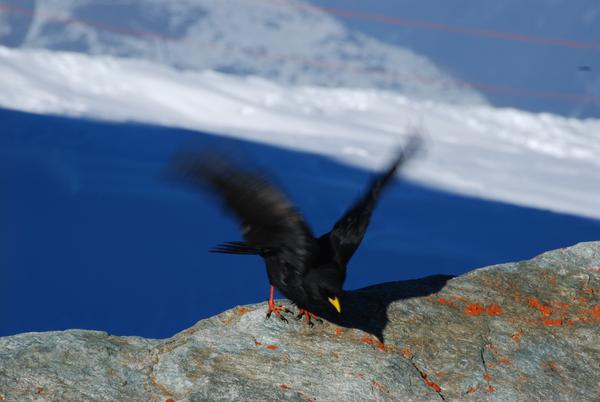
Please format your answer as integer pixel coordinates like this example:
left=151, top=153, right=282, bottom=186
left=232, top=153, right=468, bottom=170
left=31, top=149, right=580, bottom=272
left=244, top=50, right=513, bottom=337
left=1, top=45, right=599, bottom=220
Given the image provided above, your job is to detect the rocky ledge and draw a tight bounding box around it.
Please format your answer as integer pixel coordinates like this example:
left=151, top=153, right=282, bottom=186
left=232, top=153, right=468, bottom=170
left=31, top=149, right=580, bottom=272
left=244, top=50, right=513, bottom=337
left=1, top=242, right=600, bottom=401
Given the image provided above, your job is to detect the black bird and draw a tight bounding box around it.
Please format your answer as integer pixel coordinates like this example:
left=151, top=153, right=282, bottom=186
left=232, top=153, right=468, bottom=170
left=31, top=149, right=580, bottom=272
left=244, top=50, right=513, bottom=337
left=172, top=137, right=420, bottom=325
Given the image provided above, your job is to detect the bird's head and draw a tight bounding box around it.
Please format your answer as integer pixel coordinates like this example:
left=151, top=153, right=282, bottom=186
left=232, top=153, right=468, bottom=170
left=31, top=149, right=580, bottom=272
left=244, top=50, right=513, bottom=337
left=319, top=276, right=343, bottom=314
left=305, top=267, right=344, bottom=314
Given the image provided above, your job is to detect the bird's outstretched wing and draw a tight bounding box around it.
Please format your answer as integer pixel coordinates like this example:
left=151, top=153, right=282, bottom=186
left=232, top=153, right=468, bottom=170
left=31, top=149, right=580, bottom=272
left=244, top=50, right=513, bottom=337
left=170, top=152, right=317, bottom=271
left=327, top=135, right=422, bottom=266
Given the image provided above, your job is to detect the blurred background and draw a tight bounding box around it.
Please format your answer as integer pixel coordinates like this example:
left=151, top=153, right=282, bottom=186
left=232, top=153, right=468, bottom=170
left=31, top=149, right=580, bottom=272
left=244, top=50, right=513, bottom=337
left=1, top=0, right=599, bottom=338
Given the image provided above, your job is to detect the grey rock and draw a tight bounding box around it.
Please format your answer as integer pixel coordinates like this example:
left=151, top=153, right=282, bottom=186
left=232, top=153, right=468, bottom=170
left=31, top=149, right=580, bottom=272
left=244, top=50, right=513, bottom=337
left=1, top=242, right=600, bottom=401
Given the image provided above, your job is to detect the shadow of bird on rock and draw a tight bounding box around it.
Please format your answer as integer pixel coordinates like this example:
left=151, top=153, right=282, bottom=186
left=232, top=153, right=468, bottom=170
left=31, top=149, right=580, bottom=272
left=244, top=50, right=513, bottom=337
left=310, top=274, right=453, bottom=342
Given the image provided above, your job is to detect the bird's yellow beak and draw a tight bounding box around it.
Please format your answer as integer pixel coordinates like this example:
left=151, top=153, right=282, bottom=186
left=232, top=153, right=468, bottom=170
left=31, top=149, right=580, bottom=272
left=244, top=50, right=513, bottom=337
left=328, top=296, right=341, bottom=314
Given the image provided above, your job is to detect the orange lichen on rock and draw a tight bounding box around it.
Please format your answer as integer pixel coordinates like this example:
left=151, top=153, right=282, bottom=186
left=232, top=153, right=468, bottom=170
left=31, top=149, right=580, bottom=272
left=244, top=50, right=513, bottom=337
left=254, top=340, right=262, bottom=346
left=467, top=385, right=477, bottom=394
left=279, top=384, right=290, bottom=390
left=265, top=344, right=279, bottom=350
left=497, top=357, right=512, bottom=365
left=542, top=361, right=559, bottom=371
left=35, top=387, right=44, bottom=394
left=237, top=307, right=249, bottom=314
left=484, top=343, right=509, bottom=365
left=486, top=304, right=503, bottom=316
left=482, top=370, right=496, bottom=393
left=166, top=399, right=174, bottom=402
left=543, top=319, right=563, bottom=326
left=565, top=305, right=600, bottom=324
left=464, top=303, right=485, bottom=316
left=360, top=337, right=386, bottom=351
left=335, top=327, right=343, bottom=336
left=511, top=330, right=523, bottom=344
left=529, top=297, right=556, bottom=317
left=372, top=380, right=388, bottom=393
left=401, top=348, right=413, bottom=358
left=538, top=305, right=553, bottom=317
left=420, top=372, right=442, bottom=393
left=586, top=287, right=595, bottom=295
left=436, top=297, right=454, bottom=307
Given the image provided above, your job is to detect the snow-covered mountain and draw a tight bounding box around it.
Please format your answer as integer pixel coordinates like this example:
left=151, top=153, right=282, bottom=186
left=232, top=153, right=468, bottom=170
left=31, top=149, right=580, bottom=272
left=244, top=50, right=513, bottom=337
left=0, top=0, right=483, bottom=104
left=307, top=0, right=600, bottom=118
left=1, top=45, right=599, bottom=219
left=3, top=0, right=598, bottom=116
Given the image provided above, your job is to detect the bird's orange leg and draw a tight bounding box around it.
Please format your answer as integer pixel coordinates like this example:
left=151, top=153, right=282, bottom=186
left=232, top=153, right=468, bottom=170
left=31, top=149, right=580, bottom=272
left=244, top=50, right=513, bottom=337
left=296, top=308, right=323, bottom=327
left=266, top=286, right=290, bottom=322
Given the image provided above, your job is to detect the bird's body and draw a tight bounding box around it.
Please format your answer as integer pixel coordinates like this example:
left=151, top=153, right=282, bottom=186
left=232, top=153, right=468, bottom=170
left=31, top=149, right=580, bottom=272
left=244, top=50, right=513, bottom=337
left=173, top=137, right=419, bottom=321
left=263, top=233, right=344, bottom=313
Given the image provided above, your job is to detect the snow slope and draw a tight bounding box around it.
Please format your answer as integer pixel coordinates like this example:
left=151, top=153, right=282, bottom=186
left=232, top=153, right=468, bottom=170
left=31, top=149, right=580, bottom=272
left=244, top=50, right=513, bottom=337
left=0, top=0, right=482, bottom=104
left=1, top=46, right=599, bottom=219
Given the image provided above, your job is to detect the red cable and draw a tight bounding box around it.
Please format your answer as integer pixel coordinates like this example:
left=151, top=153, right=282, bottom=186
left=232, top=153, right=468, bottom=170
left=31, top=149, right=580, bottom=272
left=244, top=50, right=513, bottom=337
left=264, top=0, right=600, bottom=51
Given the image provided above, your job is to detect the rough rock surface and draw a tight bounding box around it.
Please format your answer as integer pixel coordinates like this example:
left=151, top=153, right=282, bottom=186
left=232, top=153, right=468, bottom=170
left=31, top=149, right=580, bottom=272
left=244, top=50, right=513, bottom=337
left=1, top=242, right=600, bottom=401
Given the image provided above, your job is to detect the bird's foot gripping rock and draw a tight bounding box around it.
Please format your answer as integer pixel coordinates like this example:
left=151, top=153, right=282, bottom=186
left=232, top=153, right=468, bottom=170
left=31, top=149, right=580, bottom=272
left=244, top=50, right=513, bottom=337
left=296, top=309, right=323, bottom=327
left=266, top=303, right=291, bottom=322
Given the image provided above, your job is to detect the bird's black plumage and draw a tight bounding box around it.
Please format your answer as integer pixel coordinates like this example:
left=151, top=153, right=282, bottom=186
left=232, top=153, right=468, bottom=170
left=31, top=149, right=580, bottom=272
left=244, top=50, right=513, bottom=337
left=171, top=137, right=420, bottom=319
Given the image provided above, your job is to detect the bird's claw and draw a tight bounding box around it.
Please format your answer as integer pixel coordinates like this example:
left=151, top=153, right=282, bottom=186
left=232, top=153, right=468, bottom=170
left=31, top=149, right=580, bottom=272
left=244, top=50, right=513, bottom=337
left=295, top=314, right=312, bottom=327
left=266, top=304, right=289, bottom=323
left=296, top=309, right=322, bottom=327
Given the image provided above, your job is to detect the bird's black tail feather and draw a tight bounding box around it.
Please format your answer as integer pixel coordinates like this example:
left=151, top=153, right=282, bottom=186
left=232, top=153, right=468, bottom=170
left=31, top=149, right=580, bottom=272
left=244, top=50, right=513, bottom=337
left=210, top=241, right=261, bottom=255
